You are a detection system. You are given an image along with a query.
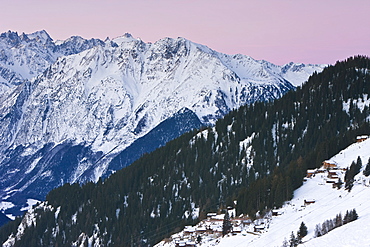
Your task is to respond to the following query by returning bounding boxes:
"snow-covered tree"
[314,224,322,238]
[321,221,328,235]
[281,238,289,247]
[289,231,299,247]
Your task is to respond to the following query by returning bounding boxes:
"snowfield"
[156,137,370,247]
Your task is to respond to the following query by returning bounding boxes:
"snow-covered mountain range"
[155,137,370,247]
[0,30,325,218]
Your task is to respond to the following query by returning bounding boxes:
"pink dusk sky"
[1,0,369,65]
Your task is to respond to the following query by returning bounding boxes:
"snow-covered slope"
[156,137,370,247]
[0,30,325,218]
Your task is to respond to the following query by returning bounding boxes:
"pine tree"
[345,208,359,223]
[297,221,308,240]
[363,158,370,176]
[351,208,358,221]
[343,210,350,224]
[336,177,343,189]
[345,157,362,191]
[355,156,362,174]
[334,213,343,228]
[196,235,202,244]
[344,165,355,192]
[222,210,232,236]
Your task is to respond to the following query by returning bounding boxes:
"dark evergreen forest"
[0,56,369,246]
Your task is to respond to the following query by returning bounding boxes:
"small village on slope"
[156,135,370,247]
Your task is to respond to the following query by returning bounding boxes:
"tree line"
[314,209,358,238]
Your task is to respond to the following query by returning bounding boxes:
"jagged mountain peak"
[122,32,134,39]
[27,30,53,44]
[148,36,216,58]
[0,30,22,46]
[112,32,141,46]
[55,35,105,56]
[0,30,53,47]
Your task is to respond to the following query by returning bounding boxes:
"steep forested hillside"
[0,56,369,246]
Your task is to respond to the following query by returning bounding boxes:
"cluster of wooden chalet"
[307,136,368,178]
[302,136,369,210]
[306,161,346,189]
[168,208,255,247]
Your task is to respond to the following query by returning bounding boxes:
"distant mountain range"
[0,30,325,219]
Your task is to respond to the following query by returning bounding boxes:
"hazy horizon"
[1,0,369,65]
